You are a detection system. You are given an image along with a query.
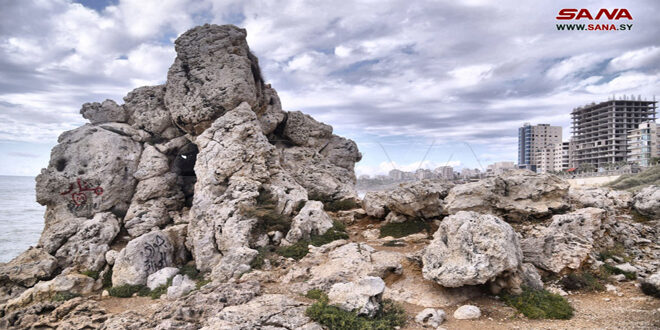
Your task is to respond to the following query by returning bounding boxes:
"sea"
[0,176,45,263]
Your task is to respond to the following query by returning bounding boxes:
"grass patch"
[502,287,573,319]
[81,269,100,280]
[102,268,113,289]
[276,221,349,260]
[601,264,637,280]
[379,218,430,239]
[305,289,325,300]
[605,165,660,190]
[52,291,80,302]
[598,243,631,262]
[305,293,407,330]
[324,199,360,212]
[560,272,605,292]
[640,282,660,298]
[148,277,173,299]
[108,284,151,298]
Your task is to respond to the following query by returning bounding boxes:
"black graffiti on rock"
[143,235,169,273]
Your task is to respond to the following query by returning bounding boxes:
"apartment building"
[627,121,660,167]
[571,97,657,168]
[434,166,454,180]
[553,142,570,172]
[518,123,562,171]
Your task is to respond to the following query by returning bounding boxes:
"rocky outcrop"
[569,187,632,211]
[328,276,385,317]
[422,211,523,294]
[283,201,333,245]
[444,170,569,222]
[0,248,57,288]
[521,207,606,273]
[362,180,453,220]
[633,185,660,218]
[112,231,175,286]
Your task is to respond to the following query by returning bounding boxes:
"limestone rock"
[328,276,385,317]
[633,186,660,218]
[165,24,266,135]
[641,271,660,297]
[166,274,196,299]
[569,187,632,211]
[283,241,402,293]
[210,247,258,281]
[112,231,174,286]
[162,224,190,266]
[80,99,127,124]
[3,274,95,313]
[422,211,523,292]
[283,111,332,147]
[133,145,170,181]
[453,305,481,320]
[521,207,606,273]
[54,212,120,272]
[444,170,569,222]
[147,267,179,290]
[124,85,180,138]
[520,263,544,290]
[0,247,57,287]
[362,180,454,220]
[284,201,333,244]
[415,308,446,328]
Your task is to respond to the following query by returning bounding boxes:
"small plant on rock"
[305,292,407,330]
[80,269,100,280]
[379,218,430,238]
[108,284,150,298]
[52,291,80,302]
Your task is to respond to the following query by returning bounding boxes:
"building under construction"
[571,96,657,168]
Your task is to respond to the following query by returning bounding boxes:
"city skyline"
[1,1,659,176]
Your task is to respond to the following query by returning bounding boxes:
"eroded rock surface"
[362,180,454,220]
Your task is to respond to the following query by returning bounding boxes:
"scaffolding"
[571,97,657,168]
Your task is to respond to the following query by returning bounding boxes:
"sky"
[0,0,658,176]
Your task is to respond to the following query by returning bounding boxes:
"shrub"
[102,268,113,288]
[180,264,202,280]
[379,218,430,238]
[606,165,660,190]
[305,289,325,300]
[324,199,360,212]
[108,284,150,298]
[601,264,637,280]
[276,221,348,260]
[560,272,604,291]
[502,288,573,319]
[148,278,173,299]
[640,282,660,298]
[276,242,310,261]
[81,269,100,280]
[305,294,407,330]
[52,291,80,302]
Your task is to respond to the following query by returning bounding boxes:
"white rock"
[328,276,385,317]
[362,229,380,240]
[415,308,446,327]
[633,186,660,218]
[284,201,333,244]
[112,231,175,286]
[614,263,638,274]
[166,274,196,299]
[453,305,481,320]
[146,267,180,290]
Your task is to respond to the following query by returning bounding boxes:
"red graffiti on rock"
[60,178,104,206]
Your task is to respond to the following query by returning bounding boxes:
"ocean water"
[0,176,46,263]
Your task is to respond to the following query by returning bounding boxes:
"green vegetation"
[640,282,660,298]
[276,220,349,260]
[305,292,407,330]
[597,244,631,263]
[379,218,430,238]
[180,264,202,280]
[560,272,604,291]
[246,188,293,238]
[602,264,637,280]
[605,165,660,191]
[148,277,173,299]
[81,269,100,280]
[501,288,573,320]
[108,284,150,298]
[52,291,80,302]
[305,289,325,300]
[102,268,113,289]
[308,192,360,212]
[196,278,212,289]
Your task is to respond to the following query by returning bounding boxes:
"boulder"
[283,201,333,244]
[54,212,120,271]
[521,207,606,273]
[415,308,446,328]
[166,274,196,299]
[362,180,454,220]
[520,263,544,290]
[328,276,385,318]
[640,271,660,298]
[422,211,523,293]
[112,231,175,286]
[569,187,632,211]
[80,99,127,124]
[453,305,481,320]
[146,267,179,290]
[444,170,569,222]
[210,247,258,281]
[3,274,95,313]
[124,85,181,138]
[633,185,660,218]
[0,247,57,287]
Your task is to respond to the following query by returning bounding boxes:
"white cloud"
[608,46,660,72]
[546,54,603,80]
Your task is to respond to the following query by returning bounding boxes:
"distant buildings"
[571,97,657,168]
[487,161,516,175]
[434,166,454,180]
[518,123,562,172]
[553,142,570,172]
[628,121,660,167]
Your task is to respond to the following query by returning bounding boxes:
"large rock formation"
[21,24,361,293]
[444,169,569,222]
[633,185,660,218]
[362,180,454,220]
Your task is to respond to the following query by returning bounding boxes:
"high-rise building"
[434,166,454,179]
[571,97,657,168]
[518,123,562,171]
[553,142,570,172]
[627,121,660,167]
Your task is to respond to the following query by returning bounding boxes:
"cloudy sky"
[1,0,658,176]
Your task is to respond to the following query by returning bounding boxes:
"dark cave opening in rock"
[172,142,198,207]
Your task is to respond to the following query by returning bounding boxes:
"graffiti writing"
[60,178,103,206]
[143,235,168,273]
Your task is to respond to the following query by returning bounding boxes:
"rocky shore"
[1,24,659,329]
